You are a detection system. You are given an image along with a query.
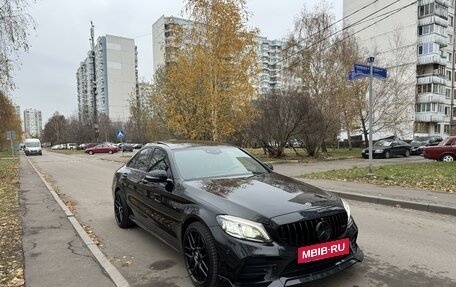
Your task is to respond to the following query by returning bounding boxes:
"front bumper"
[211,221,363,287]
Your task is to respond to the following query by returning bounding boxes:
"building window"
[419,3,434,17]
[444,124,450,134]
[447,70,452,80]
[418,43,434,55]
[435,124,441,133]
[414,122,428,133]
[448,52,452,62]
[418,24,434,35]
[450,15,454,26]
[445,106,450,116]
[449,34,453,44]
[446,88,451,99]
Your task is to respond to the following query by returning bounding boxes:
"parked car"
[410,136,443,155]
[84,143,119,155]
[116,143,134,152]
[24,138,42,156]
[112,141,363,286]
[362,138,411,158]
[132,143,143,149]
[422,136,456,162]
[51,144,64,150]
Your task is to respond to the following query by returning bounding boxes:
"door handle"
[153,193,161,202]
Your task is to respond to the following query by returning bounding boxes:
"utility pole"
[90,21,99,142]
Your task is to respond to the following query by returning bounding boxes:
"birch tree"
[155,0,259,141]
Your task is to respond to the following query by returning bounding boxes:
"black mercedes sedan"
[362,138,411,159]
[112,141,363,287]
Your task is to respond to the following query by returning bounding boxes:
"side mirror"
[143,170,175,192]
[144,170,168,183]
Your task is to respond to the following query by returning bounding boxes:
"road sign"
[353,63,387,78]
[116,129,125,139]
[353,63,370,75]
[372,66,387,78]
[348,71,367,80]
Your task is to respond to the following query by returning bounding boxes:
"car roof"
[148,140,233,150]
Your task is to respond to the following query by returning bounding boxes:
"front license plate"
[298,238,350,264]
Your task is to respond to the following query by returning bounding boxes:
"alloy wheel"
[442,155,455,162]
[184,230,210,284]
[114,194,124,224]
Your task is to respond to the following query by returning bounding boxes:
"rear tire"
[108,150,113,154]
[88,150,94,155]
[441,154,455,162]
[114,192,134,228]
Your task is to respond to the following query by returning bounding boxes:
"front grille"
[276,212,348,247]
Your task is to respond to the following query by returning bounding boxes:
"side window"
[149,148,170,173]
[128,148,154,172]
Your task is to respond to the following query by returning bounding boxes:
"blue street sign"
[353,64,371,75]
[348,71,367,80]
[372,66,387,78]
[116,129,125,139]
[353,63,387,79]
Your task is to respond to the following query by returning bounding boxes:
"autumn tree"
[0,91,22,151]
[42,112,67,145]
[155,0,259,141]
[247,89,323,157]
[331,32,368,149]
[285,2,343,154]
[0,0,35,89]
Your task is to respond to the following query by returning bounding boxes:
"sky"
[10,0,342,124]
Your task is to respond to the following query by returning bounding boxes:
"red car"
[422,136,456,162]
[84,143,119,155]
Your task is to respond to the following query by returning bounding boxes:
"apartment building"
[343,0,456,138]
[77,35,138,124]
[152,15,285,95]
[23,108,42,138]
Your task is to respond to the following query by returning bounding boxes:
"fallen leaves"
[0,158,24,287]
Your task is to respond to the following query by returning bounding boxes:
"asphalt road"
[27,150,456,287]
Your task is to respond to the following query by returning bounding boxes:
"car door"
[123,147,155,229]
[139,147,184,248]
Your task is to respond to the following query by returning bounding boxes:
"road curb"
[25,156,130,287]
[329,189,456,217]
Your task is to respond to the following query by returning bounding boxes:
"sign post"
[6,131,16,157]
[350,58,387,174]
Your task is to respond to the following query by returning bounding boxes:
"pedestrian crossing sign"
[116,130,125,139]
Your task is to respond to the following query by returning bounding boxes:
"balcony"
[434,0,451,7]
[416,93,450,104]
[418,15,449,27]
[415,112,448,123]
[418,33,448,47]
[417,54,447,66]
[416,75,449,85]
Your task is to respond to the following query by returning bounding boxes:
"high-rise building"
[152,15,285,94]
[77,34,138,124]
[23,108,42,138]
[343,0,456,138]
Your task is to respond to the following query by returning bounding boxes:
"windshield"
[411,136,430,143]
[373,140,392,147]
[25,142,40,148]
[173,147,269,180]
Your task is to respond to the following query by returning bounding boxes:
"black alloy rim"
[114,194,123,224]
[184,230,210,284]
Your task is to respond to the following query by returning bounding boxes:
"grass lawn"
[304,162,456,193]
[245,147,363,163]
[0,151,24,286]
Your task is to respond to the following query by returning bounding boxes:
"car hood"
[182,172,342,220]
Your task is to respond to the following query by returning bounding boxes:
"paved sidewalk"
[19,155,121,287]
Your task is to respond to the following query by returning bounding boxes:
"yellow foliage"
[155,0,259,141]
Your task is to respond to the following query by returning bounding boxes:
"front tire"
[441,154,455,162]
[384,150,390,159]
[108,150,113,154]
[114,192,134,228]
[183,222,218,287]
[404,150,410,157]
[88,150,94,155]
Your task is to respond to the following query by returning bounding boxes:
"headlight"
[341,199,353,225]
[216,215,272,242]
[374,149,383,153]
